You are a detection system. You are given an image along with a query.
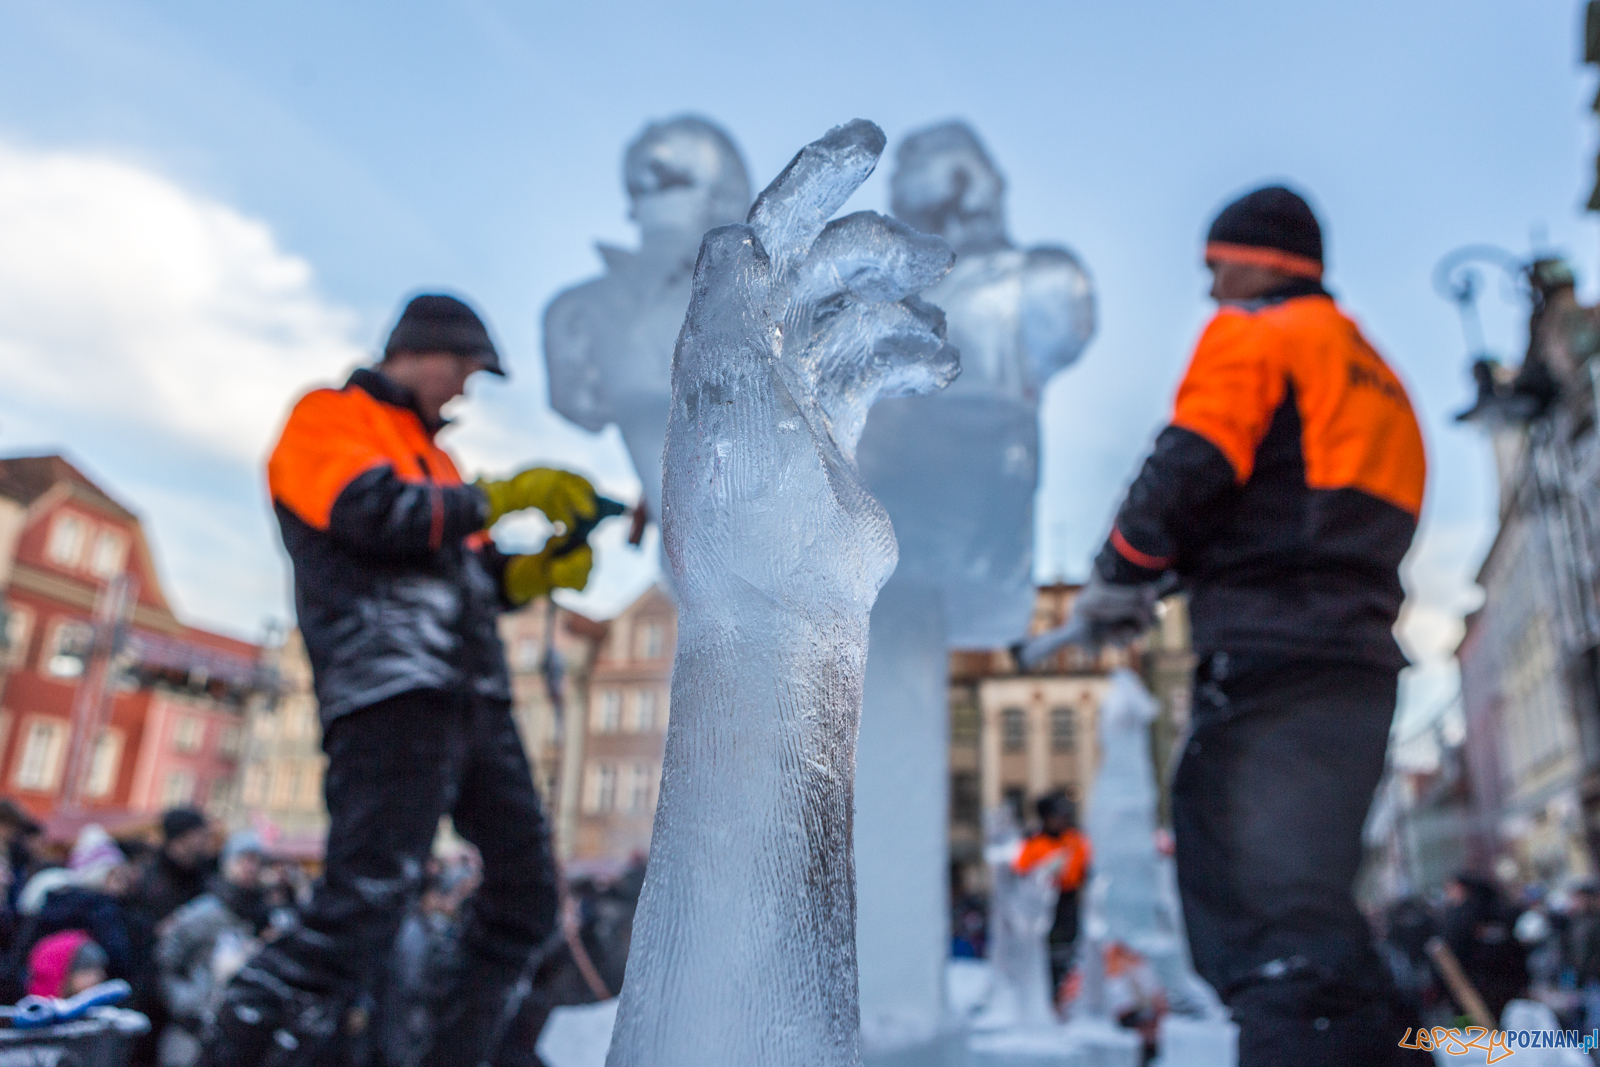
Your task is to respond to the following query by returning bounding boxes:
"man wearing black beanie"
[202,293,601,1067]
[1067,186,1428,1065]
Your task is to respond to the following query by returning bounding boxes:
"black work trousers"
[1048,889,1080,993]
[253,689,559,1008]
[1173,653,1421,1067]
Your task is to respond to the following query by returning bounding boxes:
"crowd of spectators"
[0,799,639,1067]
[1376,869,1600,1033]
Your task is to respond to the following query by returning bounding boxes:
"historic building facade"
[500,600,609,861]
[947,583,1170,890]
[570,586,673,867]
[0,455,264,828]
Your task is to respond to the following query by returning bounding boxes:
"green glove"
[503,542,594,606]
[478,467,597,531]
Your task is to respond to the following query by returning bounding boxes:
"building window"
[217,725,243,757]
[1000,707,1027,753]
[951,771,981,824]
[626,763,653,813]
[587,763,617,813]
[208,776,237,808]
[172,715,204,754]
[2,605,33,668]
[46,514,87,567]
[162,769,196,806]
[282,705,311,740]
[85,729,123,799]
[300,762,322,806]
[13,718,67,791]
[640,622,664,660]
[87,530,127,580]
[1050,707,1076,754]
[243,765,272,806]
[280,764,302,807]
[43,619,93,678]
[594,690,622,733]
[634,690,658,733]
[1002,786,1027,825]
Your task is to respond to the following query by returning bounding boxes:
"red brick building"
[0,456,263,826]
[572,585,674,863]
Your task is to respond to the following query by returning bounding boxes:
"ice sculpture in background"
[853,120,1096,1057]
[544,116,751,536]
[975,807,1060,1031]
[606,121,957,1067]
[1078,669,1227,1028]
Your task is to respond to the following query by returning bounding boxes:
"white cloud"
[1394,518,1492,737]
[0,141,658,633]
[0,142,365,464]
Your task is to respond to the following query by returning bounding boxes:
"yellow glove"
[503,542,594,606]
[478,468,598,531]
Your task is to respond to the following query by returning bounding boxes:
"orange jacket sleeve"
[1169,309,1287,483]
[268,389,391,531]
[1095,310,1279,582]
[268,388,487,557]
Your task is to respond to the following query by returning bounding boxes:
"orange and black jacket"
[1015,829,1092,894]
[1095,282,1426,668]
[267,368,512,722]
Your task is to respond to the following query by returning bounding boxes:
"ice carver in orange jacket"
[1067,187,1427,1067]
[204,293,597,1067]
[1015,792,1091,993]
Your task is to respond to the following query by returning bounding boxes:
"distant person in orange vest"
[1015,791,1091,993]
[204,293,599,1067]
[1066,186,1427,1065]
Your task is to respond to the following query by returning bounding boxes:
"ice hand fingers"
[791,212,955,308]
[747,120,886,275]
[673,225,774,385]
[800,299,959,450]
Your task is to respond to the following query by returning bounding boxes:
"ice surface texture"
[605,120,956,1067]
[544,116,751,530]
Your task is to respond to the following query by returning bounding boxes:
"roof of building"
[0,453,258,661]
[0,455,135,519]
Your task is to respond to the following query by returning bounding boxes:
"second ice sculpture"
[853,120,1096,1053]
[606,121,957,1067]
[976,807,1060,1031]
[1078,669,1222,1022]
[544,116,752,533]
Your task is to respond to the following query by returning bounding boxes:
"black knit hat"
[384,294,505,377]
[161,806,207,843]
[1205,185,1324,279]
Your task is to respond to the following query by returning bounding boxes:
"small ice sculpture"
[1078,669,1224,1024]
[544,116,751,533]
[854,121,1096,1053]
[975,807,1060,1031]
[606,121,957,1067]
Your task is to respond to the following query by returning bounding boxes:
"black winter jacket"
[267,370,512,722]
[1096,285,1426,667]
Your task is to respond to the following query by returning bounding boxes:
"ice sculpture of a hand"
[605,120,957,1067]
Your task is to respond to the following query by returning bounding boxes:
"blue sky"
[2,0,1595,734]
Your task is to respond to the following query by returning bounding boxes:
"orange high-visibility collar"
[1204,241,1324,280]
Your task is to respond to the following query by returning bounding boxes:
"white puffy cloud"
[0,141,657,633]
[0,142,365,464]
[1392,518,1490,745]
